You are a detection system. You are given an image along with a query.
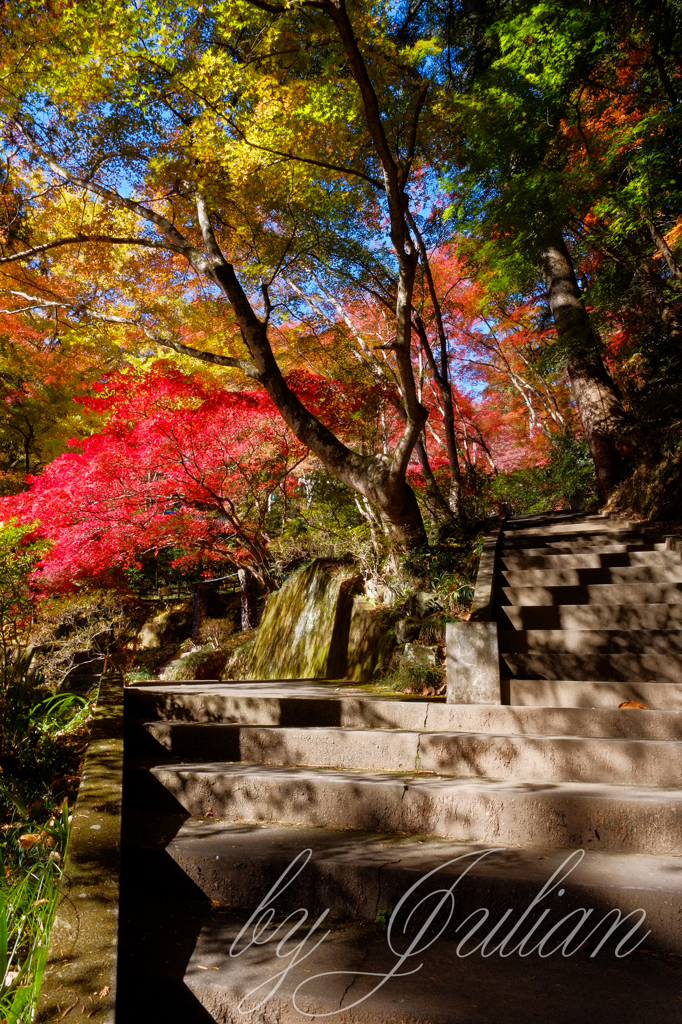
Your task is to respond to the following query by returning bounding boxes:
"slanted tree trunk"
[542,235,629,502]
[415,433,453,523]
[411,248,464,520]
[238,569,259,630]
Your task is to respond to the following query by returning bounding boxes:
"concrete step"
[498,629,682,656]
[150,762,682,853]
[176,907,682,1024]
[500,651,682,682]
[503,527,645,543]
[501,542,663,556]
[499,564,682,587]
[126,685,439,728]
[506,678,682,710]
[498,603,682,631]
[500,551,676,570]
[498,582,682,606]
[147,816,682,953]
[139,721,682,786]
[125,686,682,738]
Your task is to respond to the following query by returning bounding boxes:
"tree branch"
[0,234,188,266]
[14,120,209,271]
[227,118,383,189]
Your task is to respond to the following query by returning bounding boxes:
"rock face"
[138,603,192,648]
[248,561,359,680]
[159,643,228,681]
[394,618,421,644]
[345,598,393,682]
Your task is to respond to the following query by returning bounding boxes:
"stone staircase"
[116,512,682,1023]
[498,511,682,708]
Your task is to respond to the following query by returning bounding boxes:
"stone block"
[400,641,438,670]
[345,596,393,682]
[446,620,501,704]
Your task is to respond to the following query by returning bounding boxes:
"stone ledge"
[447,517,506,704]
[35,675,123,1024]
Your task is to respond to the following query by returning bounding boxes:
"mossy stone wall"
[247,561,359,680]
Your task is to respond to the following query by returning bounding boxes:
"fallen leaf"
[19,833,42,849]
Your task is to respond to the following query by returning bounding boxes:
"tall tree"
[0,0,475,550]
[426,0,682,499]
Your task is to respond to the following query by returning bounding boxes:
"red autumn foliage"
[0,363,311,591]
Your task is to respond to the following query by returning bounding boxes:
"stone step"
[503,526,644,542]
[500,650,682,683]
[138,721,682,786]
[498,629,682,656]
[126,686,682,738]
[498,603,682,631]
[125,685,438,727]
[150,762,682,853]
[142,816,682,953]
[498,582,682,606]
[500,551,675,570]
[125,686,682,739]
[500,542,662,556]
[499,564,682,587]
[119,897,682,1024]
[506,678,682,710]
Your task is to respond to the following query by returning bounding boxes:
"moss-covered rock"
[220,632,256,680]
[159,643,227,681]
[138,603,192,648]
[345,598,396,682]
[248,560,359,679]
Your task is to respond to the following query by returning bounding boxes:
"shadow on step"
[117,767,215,1022]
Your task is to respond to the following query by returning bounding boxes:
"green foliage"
[389,538,481,615]
[493,434,597,513]
[385,660,445,696]
[0,679,92,821]
[0,800,69,1024]
[276,473,374,566]
[0,521,47,704]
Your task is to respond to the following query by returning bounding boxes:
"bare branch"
[141,328,260,378]
[399,82,428,190]
[0,233,188,266]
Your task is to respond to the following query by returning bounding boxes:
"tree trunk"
[542,236,629,502]
[238,569,259,631]
[191,580,208,642]
[440,386,463,515]
[415,433,453,523]
[363,465,428,549]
